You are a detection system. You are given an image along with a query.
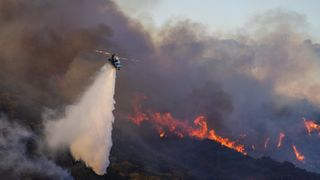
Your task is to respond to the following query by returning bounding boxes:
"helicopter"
[95,50,138,70]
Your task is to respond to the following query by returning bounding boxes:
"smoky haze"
[113,7,320,172]
[1,0,320,176]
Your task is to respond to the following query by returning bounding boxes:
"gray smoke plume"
[0,116,74,180]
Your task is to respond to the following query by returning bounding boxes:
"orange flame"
[147,111,188,138]
[264,138,270,148]
[148,112,246,154]
[188,116,208,138]
[208,130,246,154]
[160,132,166,138]
[123,93,246,154]
[303,117,320,136]
[252,145,255,150]
[292,145,305,163]
[122,93,149,125]
[277,132,285,148]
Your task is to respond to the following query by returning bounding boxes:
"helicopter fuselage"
[95,50,138,70]
[109,54,121,70]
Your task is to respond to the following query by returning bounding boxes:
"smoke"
[44,64,116,175]
[0,116,74,180]
[1,0,320,176]
[110,7,320,172]
[0,0,116,122]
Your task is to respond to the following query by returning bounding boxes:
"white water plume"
[44,63,116,175]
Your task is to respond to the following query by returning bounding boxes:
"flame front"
[148,111,246,154]
[119,93,320,167]
[277,132,285,148]
[148,111,189,138]
[189,116,208,138]
[123,93,246,154]
[208,130,246,154]
[292,145,305,163]
[122,92,148,125]
[303,117,320,136]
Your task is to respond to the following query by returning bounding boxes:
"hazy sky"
[115,0,320,42]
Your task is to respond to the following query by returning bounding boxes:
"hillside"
[1,88,320,179]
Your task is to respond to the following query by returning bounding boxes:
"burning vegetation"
[120,93,246,154]
[293,145,306,163]
[278,132,285,148]
[303,117,320,136]
[119,93,320,169]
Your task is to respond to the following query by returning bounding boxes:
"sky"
[115,0,320,43]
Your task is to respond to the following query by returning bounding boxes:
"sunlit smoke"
[44,64,116,175]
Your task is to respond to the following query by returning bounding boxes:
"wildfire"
[303,117,320,136]
[148,111,189,138]
[264,138,270,148]
[160,132,166,138]
[277,132,285,148]
[208,130,246,154]
[122,92,148,125]
[123,93,246,155]
[292,145,305,163]
[189,116,208,138]
[149,111,246,154]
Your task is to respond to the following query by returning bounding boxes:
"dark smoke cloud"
[185,82,234,134]
[0,0,117,112]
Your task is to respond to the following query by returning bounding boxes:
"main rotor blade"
[116,54,133,56]
[95,50,112,56]
[119,57,139,62]
[95,50,138,62]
